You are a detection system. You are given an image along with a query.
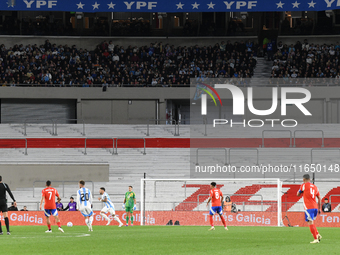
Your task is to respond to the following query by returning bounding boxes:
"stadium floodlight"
[141,178,282,227]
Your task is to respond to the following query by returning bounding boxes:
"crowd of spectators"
[0,40,258,87]
[270,39,340,79]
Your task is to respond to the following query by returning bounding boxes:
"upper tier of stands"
[271,39,340,79]
[0,40,258,86]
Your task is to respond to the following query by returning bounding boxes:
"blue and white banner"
[2,0,340,12]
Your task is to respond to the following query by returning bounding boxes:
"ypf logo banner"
[200,84,312,128]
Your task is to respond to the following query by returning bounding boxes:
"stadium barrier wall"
[2,211,339,227]
[0,36,258,49]
[1,86,340,124]
[0,163,109,189]
[3,35,340,50]
[278,35,340,46]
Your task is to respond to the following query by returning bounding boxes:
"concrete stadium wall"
[0,87,189,124]
[79,99,157,124]
[2,35,340,51]
[0,163,109,190]
[1,86,340,124]
[0,35,258,49]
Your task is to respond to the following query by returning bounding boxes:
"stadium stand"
[1,123,340,213]
[271,39,340,79]
[0,40,258,86]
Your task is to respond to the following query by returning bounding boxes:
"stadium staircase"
[252,57,272,79]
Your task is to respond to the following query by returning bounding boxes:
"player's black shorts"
[0,200,8,213]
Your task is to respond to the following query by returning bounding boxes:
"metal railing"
[84,137,115,155]
[197,193,264,211]
[69,193,131,208]
[203,117,207,136]
[54,118,85,136]
[153,180,188,198]
[228,148,259,166]
[197,194,210,209]
[10,200,140,211]
[1,83,191,88]
[9,201,42,211]
[146,119,179,136]
[114,137,146,155]
[329,195,340,209]
[262,130,292,148]
[24,118,54,136]
[294,130,324,147]
[0,138,27,155]
[33,180,94,198]
[11,201,312,212]
[178,119,188,125]
[310,148,340,164]
[195,148,228,166]
[227,194,264,212]
[70,193,125,199]
[143,201,286,212]
[7,79,340,88]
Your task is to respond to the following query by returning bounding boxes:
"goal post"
[141,178,282,226]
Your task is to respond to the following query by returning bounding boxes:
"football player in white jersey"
[77,180,93,231]
[98,187,123,227]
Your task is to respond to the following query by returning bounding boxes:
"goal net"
[140,178,282,226]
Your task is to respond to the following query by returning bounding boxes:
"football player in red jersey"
[206,182,228,231]
[297,174,322,243]
[39,180,64,233]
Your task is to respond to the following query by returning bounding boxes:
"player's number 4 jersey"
[299,182,320,210]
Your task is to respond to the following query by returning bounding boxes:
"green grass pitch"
[1,226,339,255]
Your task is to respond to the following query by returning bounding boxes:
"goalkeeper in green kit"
[123,186,136,226]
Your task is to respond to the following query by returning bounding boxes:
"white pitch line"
[12,233,91,238]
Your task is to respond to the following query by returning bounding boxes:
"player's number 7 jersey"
[42,187,59,210]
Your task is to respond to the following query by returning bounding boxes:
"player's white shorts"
[101,205,115,215]
[79,205,93,217]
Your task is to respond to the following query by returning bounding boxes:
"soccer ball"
[67,222,73,227]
